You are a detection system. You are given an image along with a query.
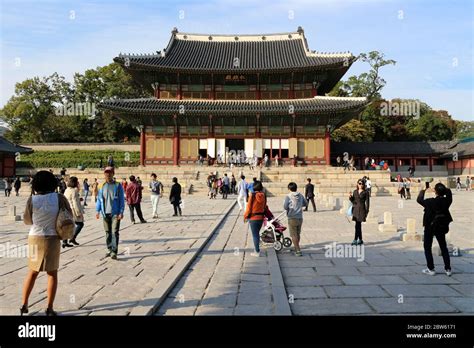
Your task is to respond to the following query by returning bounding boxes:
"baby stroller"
[260,207,292,251]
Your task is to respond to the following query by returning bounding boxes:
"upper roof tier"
[114,27,356,73]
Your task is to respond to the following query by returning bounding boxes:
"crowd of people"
[335,155,399,173]
[13,161,460,316]
[197,152,300,169]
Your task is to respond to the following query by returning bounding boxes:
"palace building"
[100,27,368,166]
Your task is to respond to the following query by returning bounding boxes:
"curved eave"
[99,97,368,118]
[113,56,356,74]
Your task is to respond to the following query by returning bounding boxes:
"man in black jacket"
[417,182,453,276]
[304,178,316,212]
[169,177,182,216]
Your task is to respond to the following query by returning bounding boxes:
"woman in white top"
[63,177,85,247]
[21,170,72,316]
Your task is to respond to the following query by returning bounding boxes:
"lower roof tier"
[99,96,367,130]
[100,96,367,115]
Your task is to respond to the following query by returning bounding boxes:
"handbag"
[346,202,353,217]
[56,194,75,240]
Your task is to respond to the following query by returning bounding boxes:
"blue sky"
[0,0,473,121]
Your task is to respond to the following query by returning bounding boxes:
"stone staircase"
[15,165,435,198]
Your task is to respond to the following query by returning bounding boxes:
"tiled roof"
[440,140,474,158]
[331,141,454,156]
[114,27,355,73]
[0,136,33,154]
[99,96,368,117]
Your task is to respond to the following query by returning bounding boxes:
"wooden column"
[394,156,398,171]
[429,156,433,172]
[173,115,179,166]
[311,82,317,97]
[140,127,146,166]
[324,129,331,165]
[177,73,182,100]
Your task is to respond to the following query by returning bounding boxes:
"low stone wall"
[21,143,140,152]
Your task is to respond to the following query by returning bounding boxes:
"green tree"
[1,73,73,143]
[408,110,457,141]
[455,121,474,140]
[73,63,149,142]
[329,51,396,101]
[331,119,374,142]
[1,63,150,143]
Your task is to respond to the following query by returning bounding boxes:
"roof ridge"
[102,96,368,104]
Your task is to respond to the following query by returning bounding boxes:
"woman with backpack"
[417,182,453,276]
[243,181,267,257]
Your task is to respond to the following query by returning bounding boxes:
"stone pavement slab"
[269,192,474,315]
[0,195,234,315]
[366,297,459,314]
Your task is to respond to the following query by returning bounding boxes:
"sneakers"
[295,251,303,257]
[357,240,364,245]
[422,268,436,276]
[110,253,117,260]
[105,251,111,257]
[250,251,261,257]
[351,240,358,246]
[446,269,452,277]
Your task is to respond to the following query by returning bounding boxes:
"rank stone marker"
[378,211,397,233]
[3,205,22,222]
[402,218,422,241]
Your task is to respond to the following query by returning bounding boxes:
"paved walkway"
[271,191,474,315]
[0,195,234,315]
[0,190,473,315]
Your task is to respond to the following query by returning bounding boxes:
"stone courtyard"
[0,189,473,315]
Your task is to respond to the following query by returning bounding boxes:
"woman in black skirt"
[349,179,370,245]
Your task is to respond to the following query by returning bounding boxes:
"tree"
[329,51,396,101]
[331,119,374,142]
[455,121,474,140]
[73,63,149,142]
[1,73,73,143]
[1,63,150,143]
[408,110,457,141]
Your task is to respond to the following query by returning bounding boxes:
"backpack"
[430,212,450,235]
[150,181,161,194]
[56,194,74,240]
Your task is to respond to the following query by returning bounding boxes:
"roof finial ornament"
[172,27,178,35]
[297,26,304,34]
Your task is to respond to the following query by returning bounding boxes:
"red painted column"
[324,129,330,165]
[140,127,146,166]
[154,87,160,99]
[173,128,180,166]
[311,82,317,97]
[429,156,433,172]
